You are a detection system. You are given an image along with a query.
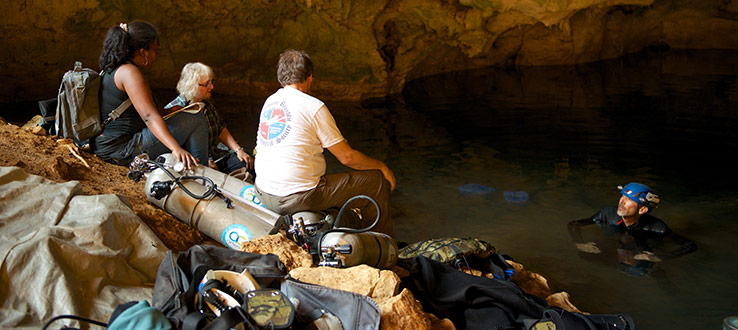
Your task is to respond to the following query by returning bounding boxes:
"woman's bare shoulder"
[113,63,146,90]
[114,63,143,77]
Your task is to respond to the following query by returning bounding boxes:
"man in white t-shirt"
[253,49,396,235]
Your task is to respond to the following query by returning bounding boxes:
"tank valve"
[318,244,352,267]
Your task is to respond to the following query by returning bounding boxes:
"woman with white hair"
[164,62,254,173]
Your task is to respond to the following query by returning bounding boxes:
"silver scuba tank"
[143,153,282,249]
[319,231,399,269]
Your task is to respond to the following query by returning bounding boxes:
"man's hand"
[381,166,396,191]
[576,242,601,254]
[634,251,662,262]
[208,159,219,170]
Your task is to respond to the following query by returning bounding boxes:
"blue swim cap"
[618,182,660,210]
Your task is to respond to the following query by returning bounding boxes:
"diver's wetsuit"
[592,206,669,236]
[568,206,696,258]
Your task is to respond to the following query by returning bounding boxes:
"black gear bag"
[152,245,289,330]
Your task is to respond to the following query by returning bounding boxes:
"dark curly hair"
[277,49,313,86]
[99,21,158,73]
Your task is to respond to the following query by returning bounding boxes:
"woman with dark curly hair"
[93,21,207,169]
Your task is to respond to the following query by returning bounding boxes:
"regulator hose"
[318,195,381,250]
[332,195,381,232]
[149,159,217,200]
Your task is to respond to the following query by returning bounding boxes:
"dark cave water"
[226,49,738,329]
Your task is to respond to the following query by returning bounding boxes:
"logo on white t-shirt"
[259,102,292,146]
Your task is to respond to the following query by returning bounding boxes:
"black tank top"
[99,66,146,138]
[92,65,148,163]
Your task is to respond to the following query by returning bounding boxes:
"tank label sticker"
[222,224,253,249]
[240,185,267,208]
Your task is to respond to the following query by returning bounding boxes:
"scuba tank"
[128,153,282,249]
[319,231,398,269]
[285,195,398,269]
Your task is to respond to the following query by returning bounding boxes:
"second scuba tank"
[319,231,398,269]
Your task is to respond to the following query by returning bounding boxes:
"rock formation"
[2,0,737,103]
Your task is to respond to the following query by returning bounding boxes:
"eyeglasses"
[199,80,214,88]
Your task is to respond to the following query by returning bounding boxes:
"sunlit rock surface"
[288,265,437,329]
[239,233,314,271]
[2,0,737,102]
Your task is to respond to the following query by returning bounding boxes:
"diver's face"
[617,195,640,217]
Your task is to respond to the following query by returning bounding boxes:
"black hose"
[318,195,381,251]
[332,195,381,232]
[42,315,107,329]
[149,160,217,200]
[177,175,217,200]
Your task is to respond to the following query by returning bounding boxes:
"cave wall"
[1,0,737,103]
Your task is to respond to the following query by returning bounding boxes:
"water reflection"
[223,49,738,330]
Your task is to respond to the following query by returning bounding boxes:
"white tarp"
[0,166,168,328]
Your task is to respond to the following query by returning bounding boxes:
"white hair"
[176,62,214,102]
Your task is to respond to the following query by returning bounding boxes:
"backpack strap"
[102,98,132,126]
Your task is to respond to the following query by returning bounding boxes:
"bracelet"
[235,147,244,152]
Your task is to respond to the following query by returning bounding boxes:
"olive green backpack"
[398,237,515,280]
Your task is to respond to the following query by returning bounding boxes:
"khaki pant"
[255,170,392,236]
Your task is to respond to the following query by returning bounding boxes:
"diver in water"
[568,182,696,275]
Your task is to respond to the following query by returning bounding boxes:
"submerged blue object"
[618,182,660,210]
[503,191,528,203]
[458,184,496,194]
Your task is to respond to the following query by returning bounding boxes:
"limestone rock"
[546,291,585,314]
[505,259,551,298]
[428,313,456,330]
[510,270,551,299]
[378,288,432,330]
[288,264,400,300]
[31,126,46,135]
[288,264,425,328]
[21,115,43,131]
[239,233,313,271]
[374,269,401,300]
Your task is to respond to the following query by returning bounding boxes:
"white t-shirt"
[254,87,345,196]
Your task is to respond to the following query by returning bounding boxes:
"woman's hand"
[172,147,199,170]
[236,149,254,169]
